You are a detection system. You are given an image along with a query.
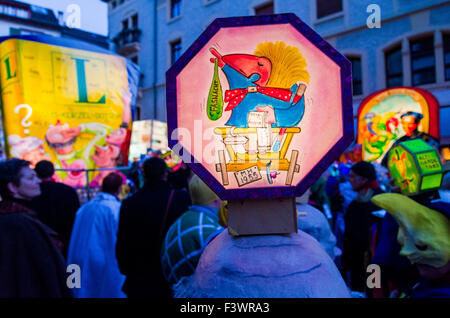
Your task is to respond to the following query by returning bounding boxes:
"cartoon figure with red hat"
[209,41,309,128]
[207,42,308,185]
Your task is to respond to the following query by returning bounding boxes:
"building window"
[114,13,142,51]
[131,14,138,28]
[11,28,43,35]
[317,0,342,19]
[9,27,20,35]
[122,19,129,31]
[410,36,436,86]
[170,0,182,19]
[347,56,362,95]
[255,1,274,15]
[111,1,117,9]
[385,46,403,88]
[171,39,182,64]
[444,34,450,81]
[136,105,141,120]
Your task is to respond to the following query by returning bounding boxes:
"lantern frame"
[166,13,354,200]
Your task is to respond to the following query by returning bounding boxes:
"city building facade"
[105,0,450,147]
[0,0,108,47]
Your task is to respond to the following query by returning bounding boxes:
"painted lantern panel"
[388,144,420,194]
[167,14,353,200]
[357,87,439,163]
[388,139,443,196]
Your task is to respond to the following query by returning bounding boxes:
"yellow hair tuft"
[254,41,310,89]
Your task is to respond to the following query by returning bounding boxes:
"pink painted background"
[176,23,343,190]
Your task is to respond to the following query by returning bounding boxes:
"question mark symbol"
[14,104,32,135]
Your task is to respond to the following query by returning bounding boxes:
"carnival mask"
[372,193,450,268]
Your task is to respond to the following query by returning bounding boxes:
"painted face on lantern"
[91,145,120,168]
[21,145,49,167]
[401,115,419,136]
[222,53,272,87]
[45,122,82,155]
[106,128,127,147]
[372,193,450,269]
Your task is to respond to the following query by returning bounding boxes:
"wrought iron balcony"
[113,28,142,56]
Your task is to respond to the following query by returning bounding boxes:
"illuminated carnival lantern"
[357,87,439,163]
[0,35,139,187]
[166,14,353,235]
[388,139,444,196]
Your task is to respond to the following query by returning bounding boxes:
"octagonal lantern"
[166,14,353,200]
[388,139,444,196]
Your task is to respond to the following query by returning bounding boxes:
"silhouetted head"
[188,174,220,207]
[101,172,123,195]
[143,157,167,183]
[34,160,55,179]
[349,161,377,191]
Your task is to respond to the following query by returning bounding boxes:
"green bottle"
[207,58,223,121]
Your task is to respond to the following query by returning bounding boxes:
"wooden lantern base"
[227,197,297,236]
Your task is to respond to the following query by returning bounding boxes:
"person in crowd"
[173,223,350,298]
[309,172,330,213]
[67,172,126,298]
[116,157,191,298]
[161,174,224,286]
[370,209,420,298]
[325,164,345,229]
[167,162,191,192]
[0,159,72,297]
[439,171,450,203]
[296,189,340,261]
[342,161,384,293]
[31,160,80,257]
[339,175,357,214]
[127,161,143,193]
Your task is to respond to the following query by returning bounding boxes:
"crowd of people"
[0,145,448,298]
[305,154,450,298]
